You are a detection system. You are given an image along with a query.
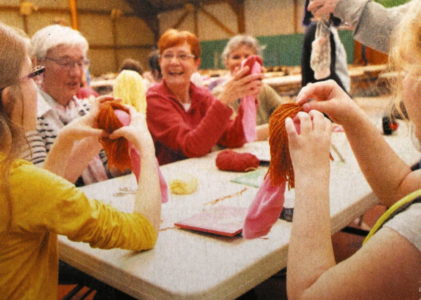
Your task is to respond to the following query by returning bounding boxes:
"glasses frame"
[160,53,196,62]
[0,65,46,94]
[44,57,90,69]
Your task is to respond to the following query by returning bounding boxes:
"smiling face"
[225,44,256,74]
[41,44,85,106]
[160,42,200,90]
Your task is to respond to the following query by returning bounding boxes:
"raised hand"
[296,80,359,125]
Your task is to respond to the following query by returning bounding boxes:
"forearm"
[342,110,411,206]
[133,145,161,232]
[335,0,403,53]
[64,138,102,183]
[287,168,335,299]
[43,134,74,178]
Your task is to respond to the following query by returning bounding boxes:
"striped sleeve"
[21,130,47,165]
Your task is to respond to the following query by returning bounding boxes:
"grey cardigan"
[334,0,412,53]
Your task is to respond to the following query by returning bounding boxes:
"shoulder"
[384,202,421,252]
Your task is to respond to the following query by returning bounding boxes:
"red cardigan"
[146,81,246,165]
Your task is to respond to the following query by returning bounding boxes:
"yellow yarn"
[113,70,147,113]
[169,175,198,195]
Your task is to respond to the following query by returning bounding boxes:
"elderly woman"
[146,29,263,165]
[28,24,113,186]
[210,34,287,140]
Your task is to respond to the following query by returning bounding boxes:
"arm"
[13,162,158,251]
[147,90,237,158]
[285,110,421,299]
[309,0,410,53]
[109,109,161,231]
[285,111,334,299]
[296,80,419,206]
[42,112,105,181]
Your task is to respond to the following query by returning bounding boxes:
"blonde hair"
[388,0,421,118]
[0,22,28,229]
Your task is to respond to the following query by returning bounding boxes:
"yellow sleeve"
[9,161,157,251]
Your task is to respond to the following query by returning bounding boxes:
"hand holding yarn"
[97,100,168,203]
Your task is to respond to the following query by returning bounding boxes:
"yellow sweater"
[0,159,157,300]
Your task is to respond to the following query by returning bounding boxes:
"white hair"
[30,24,88,60]
[221,34,265,62]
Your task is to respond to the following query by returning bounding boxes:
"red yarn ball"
[215,150,260,172]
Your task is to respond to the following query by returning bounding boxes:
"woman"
[146,29,263,165]
[28,24,116,186]
[0,22,161,299]
[285,2,421,298]
[211,34,287,140]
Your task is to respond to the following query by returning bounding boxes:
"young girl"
[0,22,161,299]
[286,1,421,298]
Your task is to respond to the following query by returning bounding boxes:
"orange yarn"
[96,101,131,171]
[268,102,303,189]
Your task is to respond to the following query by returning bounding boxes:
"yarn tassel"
[243,102,302,239]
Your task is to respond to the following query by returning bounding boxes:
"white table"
[59,125,419,300]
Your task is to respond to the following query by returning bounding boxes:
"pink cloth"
[240,55,262,142]
[115,109,168,203]
[242,176,286,239]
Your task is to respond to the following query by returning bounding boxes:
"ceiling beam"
[226,0,245,33]
[125,0,160,43]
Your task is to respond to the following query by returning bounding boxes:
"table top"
[59,125,419,300]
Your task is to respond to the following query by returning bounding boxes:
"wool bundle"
[216,150,259,172]
[113,70,147,113]
[96,101,132,171]
[242,102,303,239]
[267,102,303,189]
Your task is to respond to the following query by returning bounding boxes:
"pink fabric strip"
[116,109,169,203]
[242,176,286,239]
[130,147,168,203]
[240,56,262,142]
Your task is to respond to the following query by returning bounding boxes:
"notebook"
[175,206,248,237]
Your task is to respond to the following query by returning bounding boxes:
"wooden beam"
[172,9,190,29]
[293,0,298,33]
[0,5,136,16]
[193,6,199,36]
[90,44,154,50]
[200,6,235,36]
[68,0,78,30]
[227,0,245,33]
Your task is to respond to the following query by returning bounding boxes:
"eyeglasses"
[23,65,46,80]
[45,57,90,69]
[160,53,196,61]
[0,65,45,94]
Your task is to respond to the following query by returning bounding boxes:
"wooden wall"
[0,0,154,76]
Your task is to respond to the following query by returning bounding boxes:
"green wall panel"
[200,30,354,69]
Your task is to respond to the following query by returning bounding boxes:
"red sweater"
[146,81,246,165]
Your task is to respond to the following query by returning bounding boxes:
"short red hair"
[158,29,201,59]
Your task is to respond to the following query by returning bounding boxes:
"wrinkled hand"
[296,80,357,125]
[219,66,264,105]
[109,106,155,154]
[308,0,340,18]
[285,110,332,173]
